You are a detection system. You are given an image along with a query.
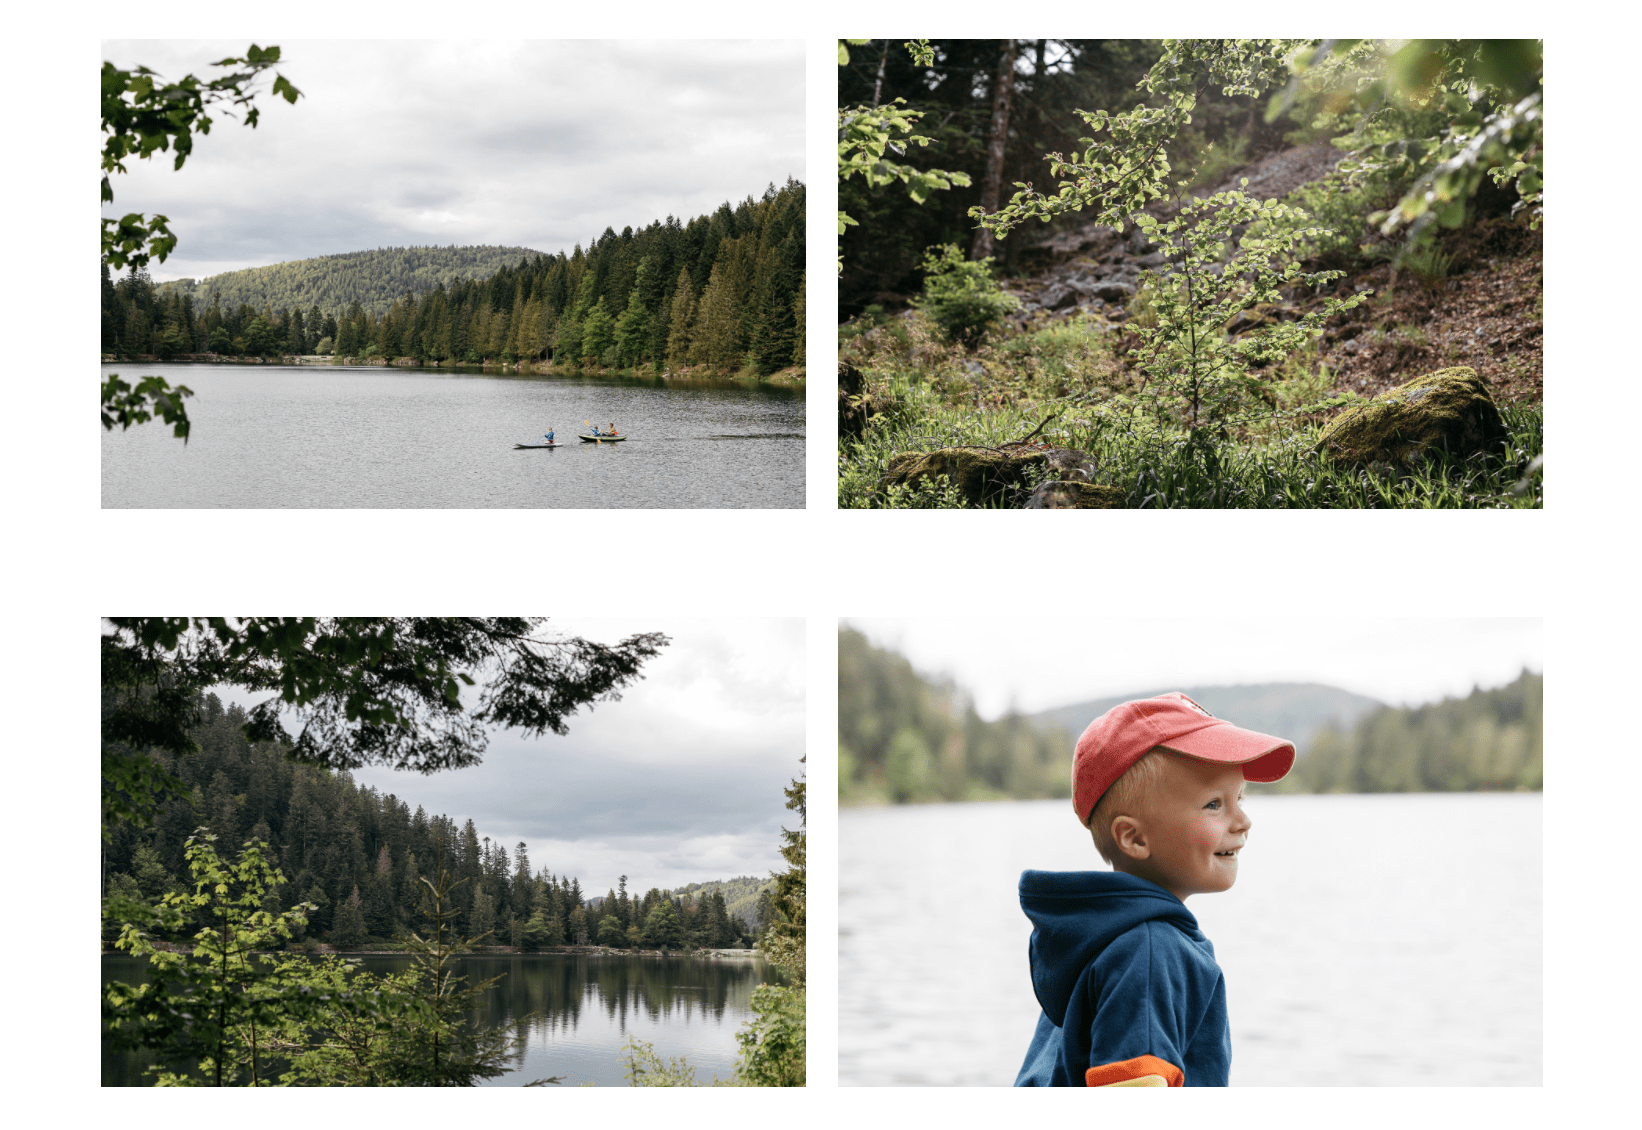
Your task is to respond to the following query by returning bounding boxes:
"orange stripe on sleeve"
[1086,1055,1184,1088]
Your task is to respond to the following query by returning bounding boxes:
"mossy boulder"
[882,447,1041,506]
[1313,366,1506,468]
[882,444,1113,508]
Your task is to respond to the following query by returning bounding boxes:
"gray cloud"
[322,618,807,896]
[100,40,806,281]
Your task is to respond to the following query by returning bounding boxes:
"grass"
[839,310,1542,509]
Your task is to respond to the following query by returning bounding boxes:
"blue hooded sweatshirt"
[1014,870,1230,1087]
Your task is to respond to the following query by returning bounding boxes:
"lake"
[102,951,781,1086]
[839,793,1541,1086]
[100,363,805,508]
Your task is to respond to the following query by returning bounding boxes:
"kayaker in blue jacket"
[1016,693,1295,1087]
[544,427,555,443]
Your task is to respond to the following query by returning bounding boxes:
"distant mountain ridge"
[155,244,544,320]
[1027,683,1385,756]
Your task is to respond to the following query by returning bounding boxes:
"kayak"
[513,442,563,449]
[579,433,627,442]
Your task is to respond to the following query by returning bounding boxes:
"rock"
[839,360,870,439]
[1034,445,1100,483]
[1313,366,1507,468]
[882,445,1108,507]
[1038,282,1079,310]
[1093,280,1135,303]
[882,447,1044,506]
[1023,481,1128,508]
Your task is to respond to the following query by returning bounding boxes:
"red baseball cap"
[1072,692,1296,824]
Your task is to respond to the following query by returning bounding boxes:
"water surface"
[100,363,804,508]
[102,951,780,1086]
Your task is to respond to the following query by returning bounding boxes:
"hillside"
[156,244,544,321]
[587,877,772,932]
[1028,682,1384,758]
[837,39,1542,509]
[840,628,1541,804]
[107,180,806,376]
[671,876,775,931]
[1270,669,1541,793]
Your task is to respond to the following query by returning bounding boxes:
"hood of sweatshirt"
[1019,869,1203,1028]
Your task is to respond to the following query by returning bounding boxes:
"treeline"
[101,264,335,360]
[103,693,765,952]
[102,178,806,376]
[667,876,774,937]
[838,627,1071,804]
[156,245,544,322]
[1269,669,1542,794]
[839,629,1543,803]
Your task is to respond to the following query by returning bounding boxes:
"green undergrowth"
[839,313,1541,509]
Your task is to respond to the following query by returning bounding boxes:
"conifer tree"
[614,262,652,368]
[665,267,697,370]
[331,884,367,949]
[580,298,615,366]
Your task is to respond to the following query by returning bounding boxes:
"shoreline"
[104,941,763,959]
[100,354,805,388]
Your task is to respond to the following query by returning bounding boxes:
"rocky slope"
[993,142,1543,405]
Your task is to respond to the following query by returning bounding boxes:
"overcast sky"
[100,39,805,282]
[844,618,1543,720]
[216,618,805,897]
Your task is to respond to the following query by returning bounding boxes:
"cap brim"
[1157,721,1295,782]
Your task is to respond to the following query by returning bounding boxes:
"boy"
[1015,692,1294,1087]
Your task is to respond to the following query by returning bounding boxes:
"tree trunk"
[972,40,1016,261]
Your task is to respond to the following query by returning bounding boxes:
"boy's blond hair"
[1086,748,1168,863]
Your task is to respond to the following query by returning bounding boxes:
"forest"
[102,693,766,953]
[154,245,544,321]
[838,39,1542,508]
[102,179,805,378]
[838,627,1542,803]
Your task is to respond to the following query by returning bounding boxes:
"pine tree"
[665,267,696,370]
[470,886,495,943]
[331,884,367,949]
[580,298,615,366]
[614,279,651,368]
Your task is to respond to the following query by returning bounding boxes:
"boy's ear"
[1112,815,1150,861]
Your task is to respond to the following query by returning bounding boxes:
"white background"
[9,7,1623,1126]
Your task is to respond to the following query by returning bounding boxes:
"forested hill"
[588,876,772,933]
[1029,684,1385,758]
[107,178,806,376]
[102,693,760,952]
[1268,669,1542,794]
[839,627,1542,803]
[156,246,543,322]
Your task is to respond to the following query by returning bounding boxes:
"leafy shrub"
[1128,189,1368,430]
[1246,171,1401,269]
[912,243,1021,349]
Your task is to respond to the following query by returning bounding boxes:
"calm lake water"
[100,363,805,508]
[840,793,1541,1086]
[102,951,780,1086]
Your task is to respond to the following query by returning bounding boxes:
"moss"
[1313,366,1506,467]
[881,447,1047,507]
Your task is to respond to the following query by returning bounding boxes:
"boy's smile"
[1109,754,1252,902]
